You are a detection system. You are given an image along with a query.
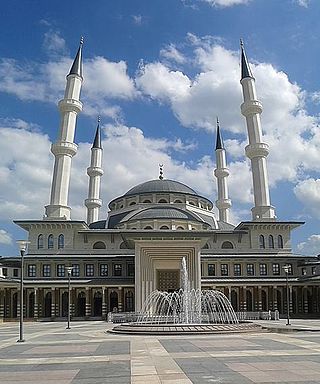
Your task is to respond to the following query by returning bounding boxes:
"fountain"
[110,257,261,335]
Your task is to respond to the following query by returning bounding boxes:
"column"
[0,290,4,321]
[289,286,293,314]
[303,286,309,313]
[118,287,123,312]
[34,288,38,320]
[85,287,91,318]
[242,286,247,311]
[102,287,107,319]
[51,287,56,318]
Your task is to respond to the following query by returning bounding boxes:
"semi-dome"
[124,179,197,197]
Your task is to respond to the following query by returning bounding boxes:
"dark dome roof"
[124,207,200,222]
[124,179,197,197]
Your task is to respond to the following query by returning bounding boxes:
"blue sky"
[1,0,320,256]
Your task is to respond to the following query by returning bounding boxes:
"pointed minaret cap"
[240,39,254,80]
[92,116,102,149]
[159,164,164,180]
[68,37,84,78]
[215,117,224,150]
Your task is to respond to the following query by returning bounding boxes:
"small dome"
[124,179,197,197]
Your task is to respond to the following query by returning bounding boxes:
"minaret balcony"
[58,98,83,113]
[216,199,232,210]
[51,141,78,157]
[214,168,229,178]
[245,143,269,159]
[241,100,263,116]
[85,198,102,209]
[87,166,104,177]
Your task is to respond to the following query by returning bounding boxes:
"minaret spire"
[214,118,231,223]
[85,117,104,225]
[45,39,84,220]
[240,41,276,221]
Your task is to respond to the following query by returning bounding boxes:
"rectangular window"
[57,264,65,277]
[127,264,135,277]
[13,268,19,277]
[312,267,316,275]
[302,267,307,276]
[234,264,241,276]
[247,264,254,276]
[85,264,94,277]
[2,267,8,277]
[208,264,215,276]
[72,264,80,277]
[287,264,293,275]
[28,265,36,277]
[100,264,108,277]
[272,263,280,275]
[43,264,51,277]
[113,264,122,276]
[259,263,267,275]
[220,264,228,276]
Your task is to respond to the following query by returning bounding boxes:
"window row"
[205,263,293,277]
[259,234,283,249]
[27,263,135,278]
[37,234,64,249]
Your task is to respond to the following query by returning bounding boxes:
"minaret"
[45,38,84,220]
[214,118,231,223]
[85,117,103,225]
[240,40,276,221]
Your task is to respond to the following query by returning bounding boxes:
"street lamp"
[16,240,30,342]
[283,264,291,326]
[66,266,73,330]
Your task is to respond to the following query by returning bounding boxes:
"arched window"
[129,201,136,206]
[278,235,284,249]
[142,199,152,203]
[202,243,209,249]
[221,241,234,249]
[37,234,44,249]
[189,201,195,206]
[158,199,168,203]
[143,226,153,230]
[259,235,265,249]
[120,242,128,249]
[58,234,64,249]
[174,199,183,203]
[268,235,274,249]
[48,234,54,249]
[160,225,170,230]
[176,226,184,230]
[93,241,106,249]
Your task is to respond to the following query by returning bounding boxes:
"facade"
[0,41,319,322]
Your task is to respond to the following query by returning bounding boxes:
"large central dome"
[124,179,197,197]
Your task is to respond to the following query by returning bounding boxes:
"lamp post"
[16,240,30,342]
[283,265,291,326]
[66,266,73,329]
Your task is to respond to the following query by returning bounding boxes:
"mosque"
[0,40,319,321]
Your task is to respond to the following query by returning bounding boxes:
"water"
[137,257,238,325]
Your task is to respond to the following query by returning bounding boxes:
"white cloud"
[298,234,320,256]
[160,44,187,64]
[294,179,320,218]
[295,0,309,8]
[132,15,143,25]
[0,229,12,245]
[43,31,67,56]
[200,0,251,7]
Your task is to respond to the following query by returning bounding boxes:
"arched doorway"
[93,291,102,316]
[231,290,238,312]
[125,291,134,312]
[110,291,118,312]
[246,290,253,311]
[62,292,68,317]
[77,291,86,317]
[28,292,35,318]
[44,292,52,318]
[12,292,17,318]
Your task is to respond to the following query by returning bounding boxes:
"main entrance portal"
[157,270,180,292]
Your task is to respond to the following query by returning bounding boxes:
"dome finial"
[159,164,164,180]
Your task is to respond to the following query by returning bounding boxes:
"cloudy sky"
[1,0,320,256]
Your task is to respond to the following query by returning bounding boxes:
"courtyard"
[0,320,320,383]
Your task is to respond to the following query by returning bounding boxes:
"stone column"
[85,287,91,318]
[303,286,309,313]
[289,286,293,313]
[118,287,123,312]
[102,287,107,319]
[34,288,38,320]
[51,287,56,318]
[258,286,262,311]
[273,286,277,310]
[0,290,4,322]
[242,286,247,311]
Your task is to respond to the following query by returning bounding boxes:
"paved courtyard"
[0,320,320,383]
